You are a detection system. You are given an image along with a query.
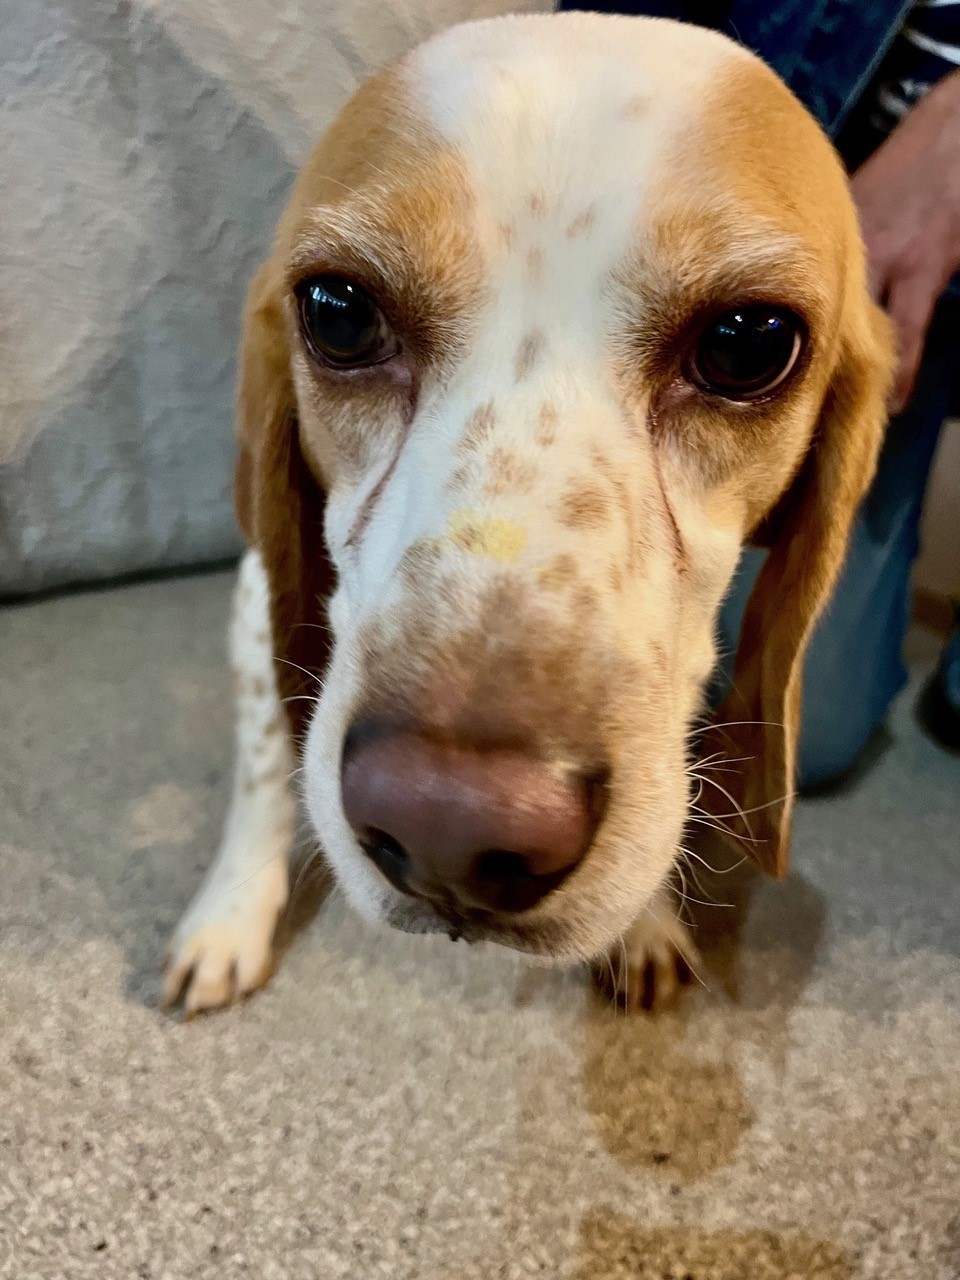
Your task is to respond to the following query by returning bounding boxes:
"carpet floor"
[1,568,959,1280]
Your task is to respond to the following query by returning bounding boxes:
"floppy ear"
[705,298,895,877]
[235,261,337,747]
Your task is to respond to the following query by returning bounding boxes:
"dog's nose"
[341,723,599,915]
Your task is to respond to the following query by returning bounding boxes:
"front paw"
[163,855,287,1017]
[592,897,700,1013]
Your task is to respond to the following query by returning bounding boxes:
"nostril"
[470,848,569,914]
[358,828,414,896]
[474,849,532,887]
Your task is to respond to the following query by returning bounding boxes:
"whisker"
[686,809,765,846]
[274,656,325,689]
[674,883,733,910]
[705,718,785,732]
[680,840,749,876]
[664,884,710,990]
[689,772,758,839]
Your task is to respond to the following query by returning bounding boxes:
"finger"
[884,271,940,413]
[865,251,891,305]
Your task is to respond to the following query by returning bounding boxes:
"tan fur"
[222,13,894,995]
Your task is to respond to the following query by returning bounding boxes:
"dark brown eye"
[692,306,802,399]
[296,275,396,368]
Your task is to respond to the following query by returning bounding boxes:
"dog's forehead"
[410,15,739,184]
[289,15,849,295]
[401,14,830,248]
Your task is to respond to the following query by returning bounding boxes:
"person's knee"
[796,687,890,790]
[797,721,869,790]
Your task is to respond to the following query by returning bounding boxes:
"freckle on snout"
[535,402,558,446]
[446,462,473,492]
[566,205,597,238]
[537,553,578,590]
[621,94,647,119]
[457,401,497,454]
[483,447,537,497]
[514,330,545,384]
[558,482,610,530]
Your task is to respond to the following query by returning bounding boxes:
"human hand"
[851,69,960,413]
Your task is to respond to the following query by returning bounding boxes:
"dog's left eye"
[691,306,803,399]
[296,275,396,368]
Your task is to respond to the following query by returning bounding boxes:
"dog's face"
[237,15,893,960]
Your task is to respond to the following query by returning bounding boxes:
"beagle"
[164,13,894,1016]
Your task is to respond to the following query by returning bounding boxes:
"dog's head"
[236,14,893,959]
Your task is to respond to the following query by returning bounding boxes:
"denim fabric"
[558,0,913,134]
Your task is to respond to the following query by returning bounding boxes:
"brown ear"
[235,261,336,747]
[705,300,895,877]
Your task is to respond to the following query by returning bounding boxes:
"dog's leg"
[593,886,700,1012]
[164,548,294,1016]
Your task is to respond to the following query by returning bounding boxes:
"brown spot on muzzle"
[538,553,578,591]
[566,204,597,238]
[357,574,624,767]
[457,401,497,454]
[446,461,474,492]
[621,93,648,119]
[514,330,545,384]
[483,447,537,497]
[535,402,558,446]
[559,481,610,530]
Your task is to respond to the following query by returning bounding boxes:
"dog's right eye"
[295,275,397,368]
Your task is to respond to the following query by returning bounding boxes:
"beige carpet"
[2,569,959,1280]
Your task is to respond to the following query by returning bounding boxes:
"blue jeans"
[718,300,959,787]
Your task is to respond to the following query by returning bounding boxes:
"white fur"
[164,550,294,1014]
[300,19,749,962]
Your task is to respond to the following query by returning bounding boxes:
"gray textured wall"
[0,0,546,595]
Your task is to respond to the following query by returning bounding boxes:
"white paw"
[593,896,701,1012]
[163,855,288,1017]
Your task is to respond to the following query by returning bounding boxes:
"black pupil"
[698,308,796,392]
[300,277,382,363]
